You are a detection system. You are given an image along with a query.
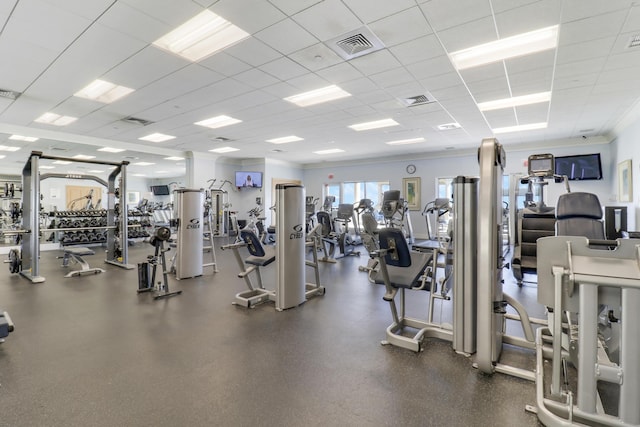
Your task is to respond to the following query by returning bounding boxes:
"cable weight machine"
[5,151,134,283]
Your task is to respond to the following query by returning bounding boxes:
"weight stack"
[137,262,150,290]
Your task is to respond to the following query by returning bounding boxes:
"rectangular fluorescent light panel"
[0,145,21,151]
[98,147,126,153]
[139,133,176,142]
[385,137,425,146]
[35,112,78,126]
[164,156,185,161]
[40,165,55,169]
[9,135,38,142]
[132,162,155,166]
[0,155,5,159]
[493,122,547,134]
[88,170,104,173]
[450,25,559,70]
[195,115,242,129]
[478,91,551,111]
[314,148,345,155]
[73,154,96,160]
[209,146,239,153]
[284,85,351,107]
[266,135,303,144]
[153,10,250,62]
[74,79,134,103]
[132,174,146,177]
[52,160,72,165]
[349,118,399,131]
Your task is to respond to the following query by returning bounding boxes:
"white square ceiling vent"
[122,116,154,126]
[402,92,436,107]
[628,34,640,48]
[326,26,385,60]
[0,88,21,100]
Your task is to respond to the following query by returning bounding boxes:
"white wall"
[302,142,614,239]
[612,117,640,230]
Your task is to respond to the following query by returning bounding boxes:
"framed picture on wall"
[402,177,421,210]
[618,159,632,202]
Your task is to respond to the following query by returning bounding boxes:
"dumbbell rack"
[52,209,110,246]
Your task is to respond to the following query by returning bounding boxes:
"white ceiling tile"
[368,67,415,89]
[233,68,281,89]
[285,73,330,92]
[459,63,506,83]
[225,37,283,67]
[504,50,556,75]
[260,57,309,81]
[427,84,470,102]
[553,72,599,91]
[342,0,415,24]
[315,62,364,84]
[119,0,202,26]
[199,52,252,76]
[559,10,628,46]
[561,0,633,23]
[267,0,323,16]
[7,0,91,52]
[349,49,402,75]
[384,81,430,99]
[388,35,445,65]
[288,43,344,71]
[484,109,517,128]
[509,68,553,95]
[515,103,550,123]
[495,0,562,38]
[435,16,497,53]
[292,0,363,41]
[39,0,115,21]
[211,0,286,33]
[467,78,511,101]
[368,7,433,47]
[104,47,188,89]
[405,55,457,80]
[604,48,640,71]
[0,39,58,92]
[98,1,170,44]
[557,37,616,66]
[254,18,318,55]
[419,0,492,32]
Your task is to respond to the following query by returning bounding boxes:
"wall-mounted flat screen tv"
[554,153,603,180]
[235,171,263,188]
[150,185,171,195]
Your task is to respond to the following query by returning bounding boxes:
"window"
[323,180,389,213]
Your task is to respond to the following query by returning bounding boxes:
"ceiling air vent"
[121,116,154,126]
[403,92,436,107]
[0,88,21,100]
[628,34,640,48]
[50,147,68,152]
[326,26,385,60]
[211,136,231,142]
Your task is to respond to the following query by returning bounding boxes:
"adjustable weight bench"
[61,246,105,278]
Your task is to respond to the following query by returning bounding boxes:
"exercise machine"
[222,184,324,310]
[512,153,570,285]
[0,309,14,342]
[537,233,639,425]
[172,188,210,280]
[5,151,134,283]
[138,226,182,300]
[381,190,414,244]
[370,227,452,351]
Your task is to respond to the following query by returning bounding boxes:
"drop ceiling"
[0,0,639,177]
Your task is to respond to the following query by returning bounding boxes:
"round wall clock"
[406,164,416,174]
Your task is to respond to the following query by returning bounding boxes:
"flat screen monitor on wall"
[150,185,171,195]
[235,171,263,188]
[554,153,603,180]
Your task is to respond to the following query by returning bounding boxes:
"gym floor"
[0,240,544,426]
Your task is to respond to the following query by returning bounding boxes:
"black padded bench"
[61,246,105,278]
